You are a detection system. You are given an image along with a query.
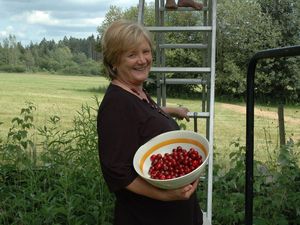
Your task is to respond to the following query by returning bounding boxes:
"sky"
[0,0,136,46]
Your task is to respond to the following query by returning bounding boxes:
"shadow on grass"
[61,85,108,94]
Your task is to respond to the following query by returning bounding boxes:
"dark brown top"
[97,84,203,225]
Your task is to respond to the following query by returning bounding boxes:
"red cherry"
[149,146,203,180]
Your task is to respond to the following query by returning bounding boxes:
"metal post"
[245,45,300,225]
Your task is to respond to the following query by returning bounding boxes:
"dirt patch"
[220,103,300,126]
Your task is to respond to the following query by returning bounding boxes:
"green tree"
[23,49,35,71]
[216,0,281,98]
[0,43,5,66]
[97,6,124,36]
[256,0,300,103]
[0,35,26,72]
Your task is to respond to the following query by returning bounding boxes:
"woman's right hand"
[163,178,199,201]
[126,177,199,201]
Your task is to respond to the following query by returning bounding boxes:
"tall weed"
[1,102,299,224]
[0,101,114,225]
[211,138,300,225]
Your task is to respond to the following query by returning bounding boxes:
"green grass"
[0,72,299,163]
[0,73,107,137]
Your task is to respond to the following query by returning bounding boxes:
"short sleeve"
[97,96,139,192]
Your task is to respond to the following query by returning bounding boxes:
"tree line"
[1,0,299,103]
[0,35,102,76]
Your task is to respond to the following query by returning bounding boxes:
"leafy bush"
[0,101,114,225]
[211,139,300,225]
[1,103,299,224]
[0,64,26,73]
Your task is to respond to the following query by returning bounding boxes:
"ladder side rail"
[206,79,210,138]
[194,0,209,147]
[202,0,209,120]
[204,0,210,141]
[203,0,209,68]
[205,0,213,137]
[202,83,206,112]
[160,0,168,106]
[138,0,145,24]
[155,0,163,106]
[206,0,217,223]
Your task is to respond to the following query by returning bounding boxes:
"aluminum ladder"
[137,0,216,224]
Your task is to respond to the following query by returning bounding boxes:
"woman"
[97,20,203,225]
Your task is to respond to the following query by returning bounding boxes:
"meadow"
[0,72,299,164]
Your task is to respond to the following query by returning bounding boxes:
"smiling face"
[102,20,154,81]
[114,37,152,86]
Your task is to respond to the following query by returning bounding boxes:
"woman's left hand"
[162,106,190,121]
[174,107,190,121]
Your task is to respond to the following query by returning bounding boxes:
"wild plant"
[1,102,299,225]
[0,101,114,225]
[211,138,300,225]
[1,101,36,168]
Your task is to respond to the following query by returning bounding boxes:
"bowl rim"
[133,130,210,182]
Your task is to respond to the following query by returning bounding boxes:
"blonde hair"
[101,20,153,80]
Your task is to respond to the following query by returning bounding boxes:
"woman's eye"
[128,53,136,58]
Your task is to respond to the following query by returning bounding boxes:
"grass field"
[1,72,299,163]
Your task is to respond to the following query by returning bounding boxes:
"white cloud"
[0,26,14,37]
[61,17,105,27]
[0,25,27,40]
[0,0,134,45]
[26,10,59,26]
[65,0,101,3]
[12,10,59,26]
[12,10,104,28]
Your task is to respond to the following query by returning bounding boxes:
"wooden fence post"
[278,104,286,146]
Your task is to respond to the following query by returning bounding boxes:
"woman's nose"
[137,54,147,63]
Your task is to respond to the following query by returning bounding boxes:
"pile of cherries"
[148,146,203,180]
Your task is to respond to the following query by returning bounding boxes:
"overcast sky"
[0,0,137,46]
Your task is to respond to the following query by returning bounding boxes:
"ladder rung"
[161,6,209,12]
[187,112,210,118]
[147,26,212,32]
[151,67,211,73]
[159,43,208,49]
[160,78,206,84]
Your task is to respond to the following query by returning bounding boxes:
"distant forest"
[0,34,102,76]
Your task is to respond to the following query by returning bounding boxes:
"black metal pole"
[245,45,300,225]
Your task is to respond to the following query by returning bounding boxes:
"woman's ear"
[109,64,116,72]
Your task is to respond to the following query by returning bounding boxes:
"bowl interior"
[134,130,209,183]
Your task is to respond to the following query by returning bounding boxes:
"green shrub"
[0,64,26,73]
[1,103,299,224]
[0,101,114,225]
[211,139,300,225]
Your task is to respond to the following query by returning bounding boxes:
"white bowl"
[133,130,209,189]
